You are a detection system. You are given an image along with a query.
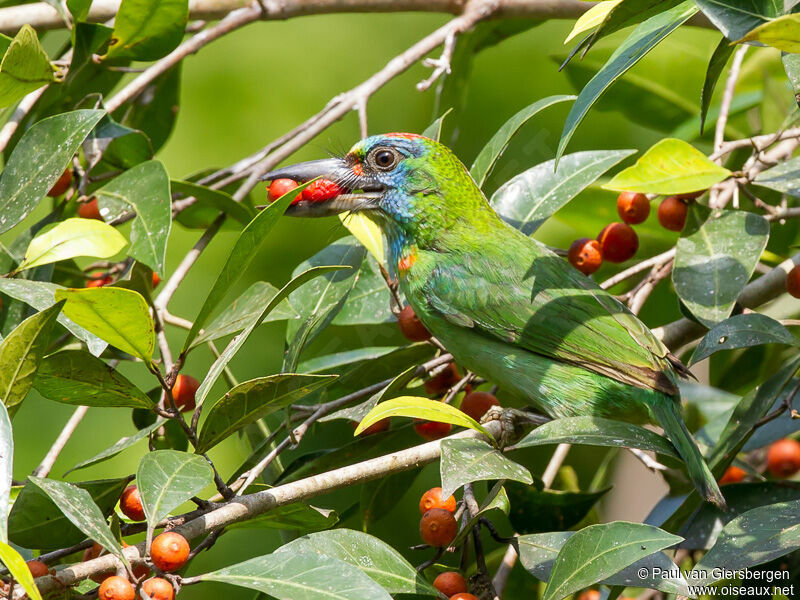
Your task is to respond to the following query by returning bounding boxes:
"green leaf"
[172,180,254,230]
[33,350,154,408]
[754,155,800,197]
[195,374,336,453]
[603,138,731,194]
[229,498,337,532]
[190,281,297,349]
[355,396,493,440]
[440,438,532,497]
[104,0,188,61]
[278,529,437,596]
[136,450,213,543]
[332,255,393,326]
[195,265,344,408]
[28,477,128,568]
[17,218,127,272]
[320,364,418,424]
[783,52,800,108]
[65,420,164,475]
[695,0,781,40]
[55,287,155,362]
[514,416,679,458]
[557,2,696,162]
[94,160,171,274]
[359,469,419,530]
[506,479,609,534]
[0,302,62,418]
[470,95,575,188]
[182,181,310,352]
[0,403,11,542]
[543,522,683,600]
[81,104,153,170]
[672,207,769,327]
[0,25,54,109]
[518,531,690,595]
[421,108,452,141]
[0,280,106,356]
[691,313,797,365]
[491,150,635,235]
[564,0,623,44]
[583,0,685,50]
[198,551,393,600]
[284,237,366,371]
[0,541,42,600]
[338,212,385,265]
[694,499,800,581]
[700,37,735,134]
[0,109,105,235]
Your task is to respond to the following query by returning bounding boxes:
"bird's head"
[262,133,490,248]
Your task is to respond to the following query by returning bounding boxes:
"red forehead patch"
[385,132,425,140]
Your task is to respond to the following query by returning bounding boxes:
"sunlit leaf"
[564,0,623,44]
[440,438,532,497]
[0,25,54,109]
[339,212,385,265]
[0,541,42,600]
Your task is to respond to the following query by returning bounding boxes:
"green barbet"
[263,132,725,508]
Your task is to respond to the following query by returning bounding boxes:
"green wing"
[421,242,681,395]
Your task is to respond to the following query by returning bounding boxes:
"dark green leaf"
[691,313,797,364]
[0,403,11,542]
[82,104,153,170]
[557,2,696,161]
[0,302,62,418]
[0,25,54,109]
[65,420,164,475]
[584,0,685,51]
[104,0,189,61]
[440,438,531,497]
[196,374,336,453]
[359,469,419,530]
[298,346,402,374]
[754,155,800,197]
[198,551,393,600]
[172,180,254,230]
[673,208,769,327]
[421,108,452,141]
[0,109,104,235]
[332,255,393,326]
[695,0,780,40]
[506,479,609,534]
[491,150,635,234]
[700,37,735,134]
[33,349,154,408]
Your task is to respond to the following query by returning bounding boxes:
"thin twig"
[32,405,89,477]
[600,249,676,290]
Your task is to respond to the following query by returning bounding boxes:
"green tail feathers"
[650,398,727,509]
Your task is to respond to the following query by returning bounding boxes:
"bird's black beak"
[261,157,383,217]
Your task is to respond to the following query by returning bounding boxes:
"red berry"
[397,304,431,342]
[78,198,103,220]
[120,485,145,522]
[596,223,638,263]
[150,532,190,572]
[616,192,650,225]
[767,438,800,478]
[414,420,452,440]
[460,391,499,422]
[268,178,299,202]
[419,487,457,515]
[719,465,746,485]
[787,265,800,299]
[172,374,199,412]
[577,592,601,600]
[419,508,457,547]
[141,577,174,600]
[86,272,113,287]
[26,560,49,578]
[302,179,344,202]
[152,273,161,287]
[47,168,73,197]
[433,572,467,597]
[450,595,480,600]
[657,196,688,232]
[354,418,390,436]
[98,576,135,600]
[425,364,459,397]
[567,238,603,275]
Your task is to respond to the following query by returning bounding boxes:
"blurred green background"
[5,11,789,597]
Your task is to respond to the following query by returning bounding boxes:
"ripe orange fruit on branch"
[302,179,344,202]
[26,560,48,578]
[397,304,431,342]
[419,487,456,514]
[787,265,800,299]
[657,196,688,232]
[568,238,603,275]
[141,577,174,600]
[616,192,650,225]
[767,438,800,478]
[172,375,199,412]
[98,576,135,600]
[268,178,299,202]
[719,465,746,485]
[48,168,73,197]
[597,223,638,263]
[120,485,145,522]
[414,420,452,440]
[87,272,113,288]
[78,198,103,220]
[460,391,499,422]
[419,508,457,547]
[433,571,467,597]
[449,594,480,600]
[150,532,190,572]
[152,273,161,287]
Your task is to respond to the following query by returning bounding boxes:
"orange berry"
[355,418,390,436]
[460,391,500,422]
[767,438,800,478]
[425,363,459,397]
[172,375,199,412]
[414,420,452,440]
[83,542,103,561]
[98,575,135,600]
[47,168,73,197]
[302,179,344,202]
[152,273,161,287]
[433,571,467,597]
[719,465,746,485]
[397,304,431,342]
[616,192,650,225]
[449,594,480,600]
[86,272,114,288]
[577,592,601,600]
[150,532,189,572]
[787,265,800,299]
[120,485,145,522]
[78,198,103,220]
[268,178,299,202]
[419,487,456,515]
[419,508,458,547]
[597,222,638,263]
[26,560,49,578]
[141,577,174,600]
[568,238,603,275]
[657,196,688,232]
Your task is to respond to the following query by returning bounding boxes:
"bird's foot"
[481,407,549,448]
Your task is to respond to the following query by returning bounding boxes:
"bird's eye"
[371,148,399,170]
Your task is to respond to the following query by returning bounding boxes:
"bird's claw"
[481,407,548,448]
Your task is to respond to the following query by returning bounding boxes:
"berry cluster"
[718,437,800,485]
